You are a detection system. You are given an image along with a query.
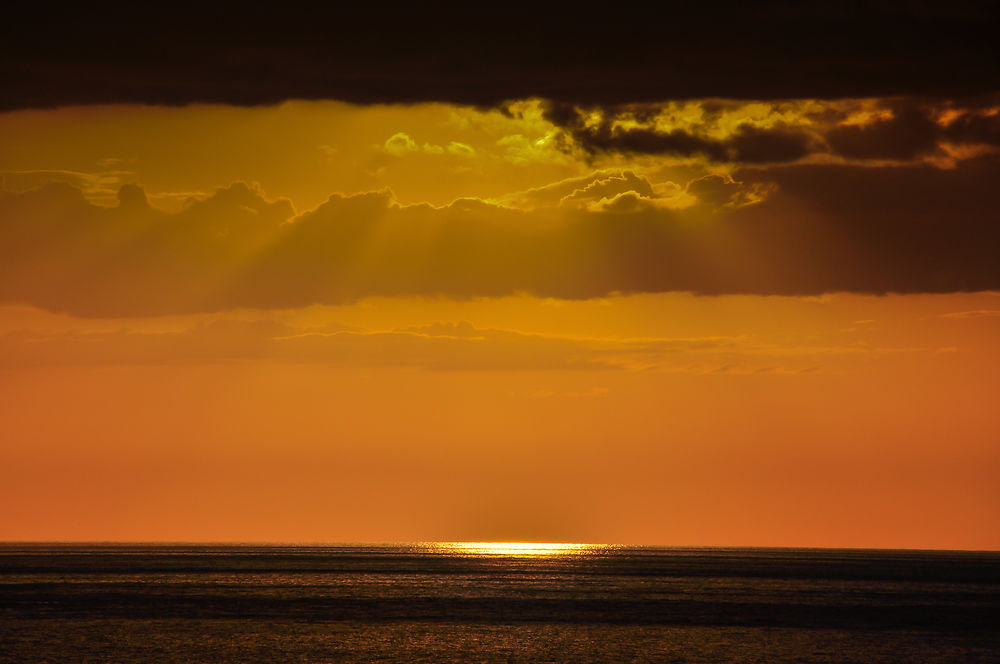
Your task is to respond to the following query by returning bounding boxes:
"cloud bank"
[541,98,1000,163]
[2,155,999,316]
[2,3,997,110]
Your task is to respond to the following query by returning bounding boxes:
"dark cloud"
[541,105,817,163]
[541,104,724,160]
[685,176,747,209]
[824,105,944,160]
[943,110,1000,146]
[1,2,997,111]
[542,99,1000,163]
[2,157,999,316]
[729,126,816,163]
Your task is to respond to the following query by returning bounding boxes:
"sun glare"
[429,542,597,556]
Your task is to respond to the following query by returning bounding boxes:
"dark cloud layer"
[2,157,999,316]
[543,99,1000,163]
[543,104,820,163]
[2,1,997,111]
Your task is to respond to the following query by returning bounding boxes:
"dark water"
[1,543,998,663]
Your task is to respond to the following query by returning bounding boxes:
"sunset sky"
[1,3,998,548]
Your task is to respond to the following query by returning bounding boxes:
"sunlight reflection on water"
[423,542,604,556]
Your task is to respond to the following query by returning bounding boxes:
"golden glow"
[1,99,999,549]
[1,291,998,548]
[429,542,598,556]
[3,98,995,218]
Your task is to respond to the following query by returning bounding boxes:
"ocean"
[1,543,997,663]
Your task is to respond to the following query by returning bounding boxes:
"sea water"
[1,543,997,663]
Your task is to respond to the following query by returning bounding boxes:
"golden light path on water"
[427,542,603,556]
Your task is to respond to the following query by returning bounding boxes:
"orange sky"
[1,100,998,548]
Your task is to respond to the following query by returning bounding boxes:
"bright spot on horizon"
[430,542,599,556]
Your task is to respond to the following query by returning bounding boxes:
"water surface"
[1,543,997,662]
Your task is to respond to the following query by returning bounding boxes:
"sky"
[1,3,998,548]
